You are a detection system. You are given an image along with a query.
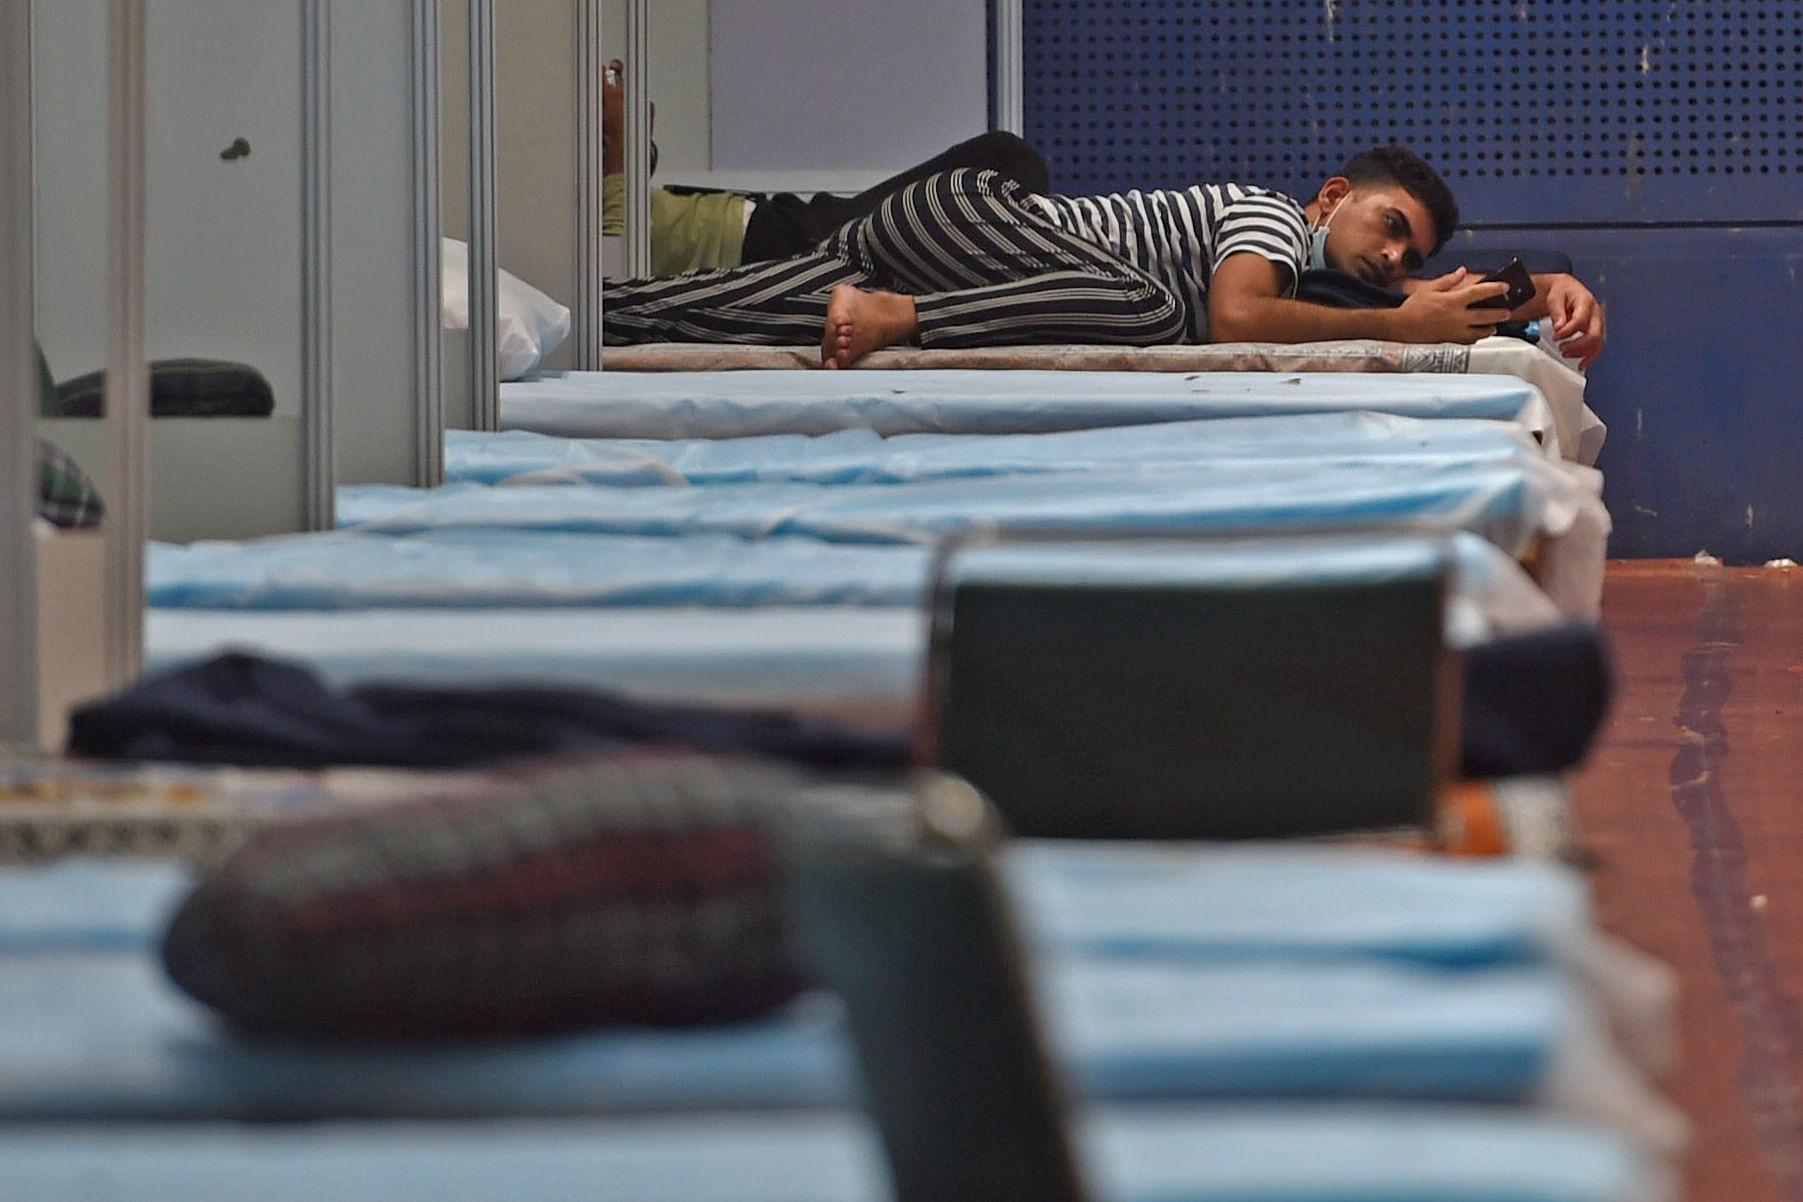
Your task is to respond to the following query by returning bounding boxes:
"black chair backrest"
[785,774,1089,1202]
[920,535,1457,840]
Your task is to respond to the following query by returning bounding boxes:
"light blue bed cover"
[0,851,1600,1123]
[498,369,1553,442]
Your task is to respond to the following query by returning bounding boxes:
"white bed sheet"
[444,413,1559,488]
[332,458,1606,615]
[1468,338,1603,466]
[500,369,1569,456]
[581,338,1603,466]
[342,461,1573,556]
[149,523,1558,624]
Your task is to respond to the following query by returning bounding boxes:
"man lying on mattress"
[602,145,1607,372]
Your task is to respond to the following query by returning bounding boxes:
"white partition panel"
[301,0,334,530]
[330,0,444,489]
[465,0,499,431]
[442,1,702,373]
[34,0,438,539]
[102,0,147,685]
[573,0,605,369]
[0,0,38,744]
[35,0,307,543]
[444,0,579,375]
[620,0,650,279]
[411,0,445,484]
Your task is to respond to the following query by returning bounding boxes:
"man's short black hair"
[1339,146,1459,255]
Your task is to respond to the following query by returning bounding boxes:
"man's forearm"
[1207,254,1504,345]
[1208,295,1407,344]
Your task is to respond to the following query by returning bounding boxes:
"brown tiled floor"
[1572,560,1803,1202]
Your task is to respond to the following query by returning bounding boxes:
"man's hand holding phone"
[1394,267,1511,344]
[1470,258,1536,312]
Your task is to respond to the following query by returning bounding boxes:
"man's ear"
[1314,176,1352,209]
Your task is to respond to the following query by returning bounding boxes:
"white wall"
[444,0,578,370]
[603,0,712,182]
[30,0,107,389]
[330,3,438,487]
[708,0,989,179]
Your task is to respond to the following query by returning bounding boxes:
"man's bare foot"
[821,285,918,369]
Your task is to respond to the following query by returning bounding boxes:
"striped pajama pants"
[602,169,1189,349]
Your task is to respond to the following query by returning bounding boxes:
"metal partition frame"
[320,1,442,493]
[573,0,647,363]
[620,0,650,279]
[301,0,335,529]
[0,0,38,744]
[991,0,1023,135]
[102,0,147,689]
[573,0,605,369]
[465,0,498,429]
[411,0,444,483]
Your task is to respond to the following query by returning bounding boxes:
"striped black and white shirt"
[1030,184,1310,343]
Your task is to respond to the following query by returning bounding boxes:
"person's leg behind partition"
[743,132,1053,264]
[602,248,868,346]
[821,168,1186,368]
[842,130,1051,216]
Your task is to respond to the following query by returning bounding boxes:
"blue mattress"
[1003,842,1590,969]
[334,460,1577,560]
[499,369,1555,442]
[146,607,933,716]
[0,854,1669,1147]
[142,530,1565,721]
[444,412,1551,488]
[0,1106,1665,1202]
[145,529,1539,622]
[150,529,939,610]
[0,847,1592,969]
[0,951,1585,1119]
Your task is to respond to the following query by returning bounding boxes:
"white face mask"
[1307,206,1336,272]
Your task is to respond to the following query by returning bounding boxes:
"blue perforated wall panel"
[1019,0,1803,559]
[1441,225,1803,562]
[1022,0,1803,223]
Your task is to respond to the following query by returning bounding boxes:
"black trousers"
[602,168,1186,350]
[738,130,1051,264]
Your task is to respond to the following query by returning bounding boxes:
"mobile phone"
[1471,257,1535,311]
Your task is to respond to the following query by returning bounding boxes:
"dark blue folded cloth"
[1296,269,1407,311]
[1460,622,1613,778]
[70,630,1608,781]
[66,652,910,771]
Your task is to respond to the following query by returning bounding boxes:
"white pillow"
[441,238,573,380]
